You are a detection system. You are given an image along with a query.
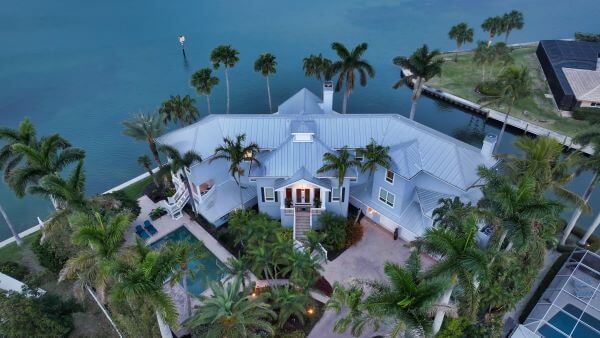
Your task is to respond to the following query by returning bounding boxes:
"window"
[331,187,340,201]
[591,102,600,107]
[385,170,394,184]
[379,188,395,207]
[355,149,364,162]
[264,187,275,202]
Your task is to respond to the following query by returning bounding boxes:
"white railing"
[162,182,190,219]
[310,207,325,216]
[283,208,294,216]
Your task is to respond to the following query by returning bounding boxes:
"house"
[156,83,497,242]
[536,40,600,110]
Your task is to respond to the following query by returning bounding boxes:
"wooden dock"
[401,68,594,155]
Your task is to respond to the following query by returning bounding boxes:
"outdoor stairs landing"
[294,210,311,241]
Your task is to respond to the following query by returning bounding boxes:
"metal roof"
[260,136,335,177]
[415,187,455,217]
[276,88,330,115]
[562,68,600,102]
[273,167,332,190]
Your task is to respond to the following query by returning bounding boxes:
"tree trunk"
[236,172,244,210]
[146,167,160,189]
[494,103,512,154]
[182,171,197,214]
[578,211,600,246]
[182,268,192,318]
[225,67,230,114]
[433,283,455,334]
[505,31,511,43]
[561,171,597,245]
[342,88,349,114]
[266,75,272,113]
[0,201,23,246]
[86,285,124,338]
[455,43,460,62]
[409,78,422,120]
[205,95,212,115]
[149,139,163,167]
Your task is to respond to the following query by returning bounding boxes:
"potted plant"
[314,197,322,208]
[164,187,176,198]
[285,197,293,208]
[150,207,167,220]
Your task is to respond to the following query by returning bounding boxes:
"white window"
[385,170,394,184]
[331,187,341,201]
[379,188,395,207]
[264,187,275,202]
[355,149,364,162]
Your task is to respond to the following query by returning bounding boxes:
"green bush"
[575,32,600,42]
[30,234,69,273]
[476,81,501,97]
[149,207,167,220]
[0,261,29,280]
[107,190,142,218]
[317,212,347,251]
[572,107,600,124]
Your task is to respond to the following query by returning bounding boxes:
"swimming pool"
[539,304,600,338]
[151,226,227,296]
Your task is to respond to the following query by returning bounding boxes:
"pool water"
[539,304,600,338]
[150,226,226,295]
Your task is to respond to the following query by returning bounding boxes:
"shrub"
[345,220,364,247]
[572,107,600,124]
[107,190,142,218]
[30,234,69,273]
[149,207,167,220]
[575,32,600,42]
[0,261,29,280]
[317,212,347,251]
[476,81,501,96]
[277,227,293,242]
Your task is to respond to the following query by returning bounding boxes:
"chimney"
[323,81,333,113]
[481,134,497,159]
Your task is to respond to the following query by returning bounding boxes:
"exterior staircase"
[294,208,311,241]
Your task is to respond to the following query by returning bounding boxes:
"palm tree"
[480,65,531,153]
[271,286,312,328]
[59,211,131,302]
[432,197,476,231]
[502,10,524,43]
[327,283,378,336]
[108,238,179,328]
[0,117,37,181]
[473,41,494,82]
[158,95,199,126]
[190,68,219,115]
[317,147,360,203]
[163,240,208,318]
[223,256,251,288]
[330,42,375,114]
[448,22,474,61]
[158,144,202,213]
[137,155,159,188]
[254,53,277,113]
[184,277,276,337]
[248,245,276,282]
[303,53,334,83]
[413,214,487,334]
[357,139,391,192]
[281,249,323,291]
[210,134,260,209]
[0,201,23,246]
[123,113,164,167]
[8,134,85,198]
[210,45,240,114]
[393,44,443,120]
[481,16,505,46]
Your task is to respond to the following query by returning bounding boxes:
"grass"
[428,46,592,137]
[0,233,38,263]
[118,175,152,200]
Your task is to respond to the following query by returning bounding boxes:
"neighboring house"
[157,84,497,241]
[536,40,600,110]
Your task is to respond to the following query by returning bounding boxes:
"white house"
[156,83,497,242]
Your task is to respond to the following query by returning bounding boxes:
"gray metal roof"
[276,88,330,115]
[260,136,335,177]
[389,140,422,178]
[415,187,454,218]
[273,167,332,190]
[562,67,600,102]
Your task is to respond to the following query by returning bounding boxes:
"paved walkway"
[309,218,435,338]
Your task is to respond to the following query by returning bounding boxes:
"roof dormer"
[290,119,316,142]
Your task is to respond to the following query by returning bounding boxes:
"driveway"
[309,218,435,338]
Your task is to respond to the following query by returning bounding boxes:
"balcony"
[161,181,189,220]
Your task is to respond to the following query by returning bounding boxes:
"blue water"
[1,0,600,240]
[150,226,225,295]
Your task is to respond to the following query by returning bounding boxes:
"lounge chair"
[135,225,150,239]
[144,220,158,235]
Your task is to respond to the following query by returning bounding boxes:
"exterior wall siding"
[254,178,282,220]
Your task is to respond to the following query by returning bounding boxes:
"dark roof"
[539,40,600,71]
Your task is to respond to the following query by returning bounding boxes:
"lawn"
[428,46,591,137]
[118,175,152,200]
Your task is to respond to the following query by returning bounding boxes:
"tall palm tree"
[254,53,277,113]
[163,240,208,318]
[108,238,179,328]
[210,134,260,209]
[317,147,360,203]
[0,117,37,181]
[271,286,312,328]
[184,277,276,337]
[473,41,494,82]
[357,139,391,192]
[0,201,23,246]
[190,68,219,115]
[448,22,474,61]
[158,95,199,126]
[413,214,487,334]
[8,134,85,198]
[137,154,159,188]
[393,44,443,120]
[123,113,164,167]
[59,211,131,302]
[502,10,524,43]
[158,144,202,213]
[330,42,375,114]
[302,53,334,83]
[481,16,505,46]
[432,197,476,231]
[480,65,531,153]
[210,45,240,114]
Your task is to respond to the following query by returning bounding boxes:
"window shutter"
[261,187,265,202]
[341,187,346,202]
[328,192,331,202]
[274,191,279,202]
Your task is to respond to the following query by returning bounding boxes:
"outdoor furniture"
[135,225,150,239]
[144,220,158,235]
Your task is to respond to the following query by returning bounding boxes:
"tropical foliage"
[210,45,239,114]
[303,53,334,83]
[330,42,375,114]
[254,52,277,113]
[448,22,474,61]
[123,113,164,167]
[190,67,219,114]
[158,94,199,126]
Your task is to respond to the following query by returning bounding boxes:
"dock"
[401,68,594,155]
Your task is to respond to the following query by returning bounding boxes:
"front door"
[296,189,310,204]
